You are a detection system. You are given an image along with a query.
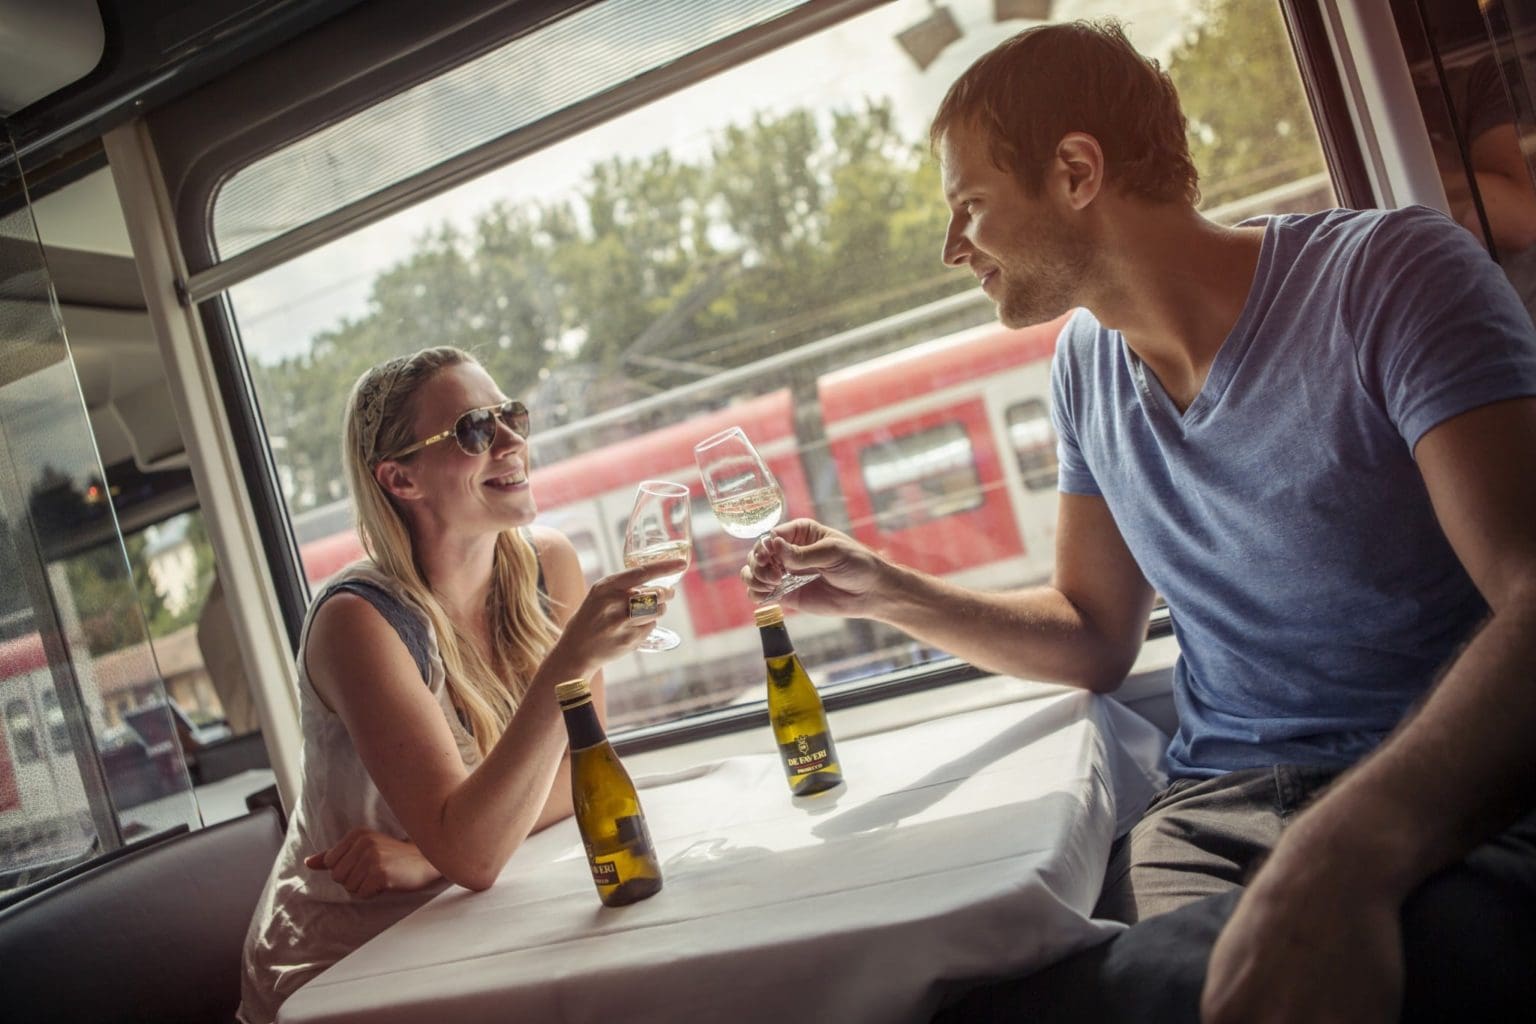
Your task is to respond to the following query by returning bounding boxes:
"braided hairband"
[358,358,410,465]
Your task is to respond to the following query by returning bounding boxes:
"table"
[279,684,1167,1024]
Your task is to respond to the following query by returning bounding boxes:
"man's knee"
[1399,823,1536,1023]
[935,890,1241,1023]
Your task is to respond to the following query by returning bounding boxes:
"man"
[744,21,1536,1022]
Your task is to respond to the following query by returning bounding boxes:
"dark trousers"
[934,765,1536,1022]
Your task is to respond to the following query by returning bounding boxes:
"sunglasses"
[380,400,530,462]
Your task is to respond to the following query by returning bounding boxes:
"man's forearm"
[1268,593,1536,899]
[868,563,1142,692]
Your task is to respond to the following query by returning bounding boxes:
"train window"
[220,0,1335,734]
[566,529,605,587]
[692,495,740,583]
[860,424,983,531]
[39,691,72,755]
[1006,399,1059,492]
[4,699,41,765]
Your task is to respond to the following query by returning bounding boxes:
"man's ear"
[1053,132,1104,211]
[373,459,422,502]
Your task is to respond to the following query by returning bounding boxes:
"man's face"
[938,122,1094,328]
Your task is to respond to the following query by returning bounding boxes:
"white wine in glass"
[622,480,693,652]
[693,426,820,603]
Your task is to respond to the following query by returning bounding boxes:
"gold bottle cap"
[554,678,591,705]
[753,603,785,627]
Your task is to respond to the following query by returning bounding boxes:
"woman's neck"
[412,526,499,625]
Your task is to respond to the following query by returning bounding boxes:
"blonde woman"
[238,348,682,1024]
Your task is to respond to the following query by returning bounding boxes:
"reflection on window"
[861,424,982,531]
[5,698,40,764]
[1006,398,1058,491]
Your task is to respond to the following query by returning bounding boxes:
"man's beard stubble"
[994,216,1095,329]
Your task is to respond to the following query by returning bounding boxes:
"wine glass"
[693,426,820,603]
[622,480,693,652]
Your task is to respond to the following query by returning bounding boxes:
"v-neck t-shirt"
[1051,205,1536,779]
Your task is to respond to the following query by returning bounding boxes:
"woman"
[238,347,681,1023]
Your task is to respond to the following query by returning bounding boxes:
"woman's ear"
[373,459,421,502]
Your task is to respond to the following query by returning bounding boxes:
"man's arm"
[747,491,1156,692]
[1446,123,1536,252]
[1203,396,1536,1024]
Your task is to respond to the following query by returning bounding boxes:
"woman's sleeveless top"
[237,553,543,1024]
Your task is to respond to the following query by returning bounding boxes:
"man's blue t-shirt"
[1051,206,1536,779]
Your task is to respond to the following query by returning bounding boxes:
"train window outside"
[860,424,983,531]
[1006,398,1059,492]
[4,699,41,764]
[565,529,605,587]
[39,691,72,755]
[691,496,739,584]
[223,0,1334,735]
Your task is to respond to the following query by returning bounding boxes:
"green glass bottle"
[555,678,663,906]
[755,604,843,796]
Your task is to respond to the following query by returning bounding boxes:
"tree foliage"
[253,0,1330,512]
[250,99,958,511]
[1165,0,1329,210]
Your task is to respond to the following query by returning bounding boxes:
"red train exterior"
[293,314,1066,664]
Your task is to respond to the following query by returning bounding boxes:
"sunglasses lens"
[502,401,530,439]
[455,408,497,454]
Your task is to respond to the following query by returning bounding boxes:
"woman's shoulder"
[521,523,575,561]
[518,525,585,618]
[305,562,435,683]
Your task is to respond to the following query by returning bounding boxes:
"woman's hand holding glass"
[554,560,686,674]
[622,480,693,652]
[693,426,820,603]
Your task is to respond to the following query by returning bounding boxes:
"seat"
[0,805,283,1024]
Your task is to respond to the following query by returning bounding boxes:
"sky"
[227,0,1198,366]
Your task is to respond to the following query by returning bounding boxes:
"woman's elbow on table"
[416,836,509,892]
[435,855,501,893]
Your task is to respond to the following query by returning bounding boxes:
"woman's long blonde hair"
[343,347,560,757]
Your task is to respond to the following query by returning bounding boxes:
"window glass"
[1006,398,1058,491]
[1396,0,1536,320]
[227,0,1334,733]
[2,131,199,897]
[692,495,740,583]
[566,529,605,587]
[5,698,41,764]
[860,423,983,530]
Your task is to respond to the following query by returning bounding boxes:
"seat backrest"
[0,805,284,1024]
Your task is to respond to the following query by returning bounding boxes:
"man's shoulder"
[1262,205,1466,267]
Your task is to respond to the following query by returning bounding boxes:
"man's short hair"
[930,20,1200,206]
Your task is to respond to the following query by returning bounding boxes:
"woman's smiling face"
[387,361,536,536]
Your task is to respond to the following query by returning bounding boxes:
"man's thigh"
[1096,767,1288,924]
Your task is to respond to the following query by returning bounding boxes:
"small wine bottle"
[555,678,663,906]
[755,604,843,796]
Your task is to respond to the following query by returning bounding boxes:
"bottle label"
[780,731,832,774]
[584,815,656,887]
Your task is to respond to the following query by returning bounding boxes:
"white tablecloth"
[279,685,1167,1024]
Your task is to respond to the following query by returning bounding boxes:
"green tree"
[248,99,960,510]
[1166,0,1330,210]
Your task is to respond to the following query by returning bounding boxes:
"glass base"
[638,625,680,652]
[759,571,820,604]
